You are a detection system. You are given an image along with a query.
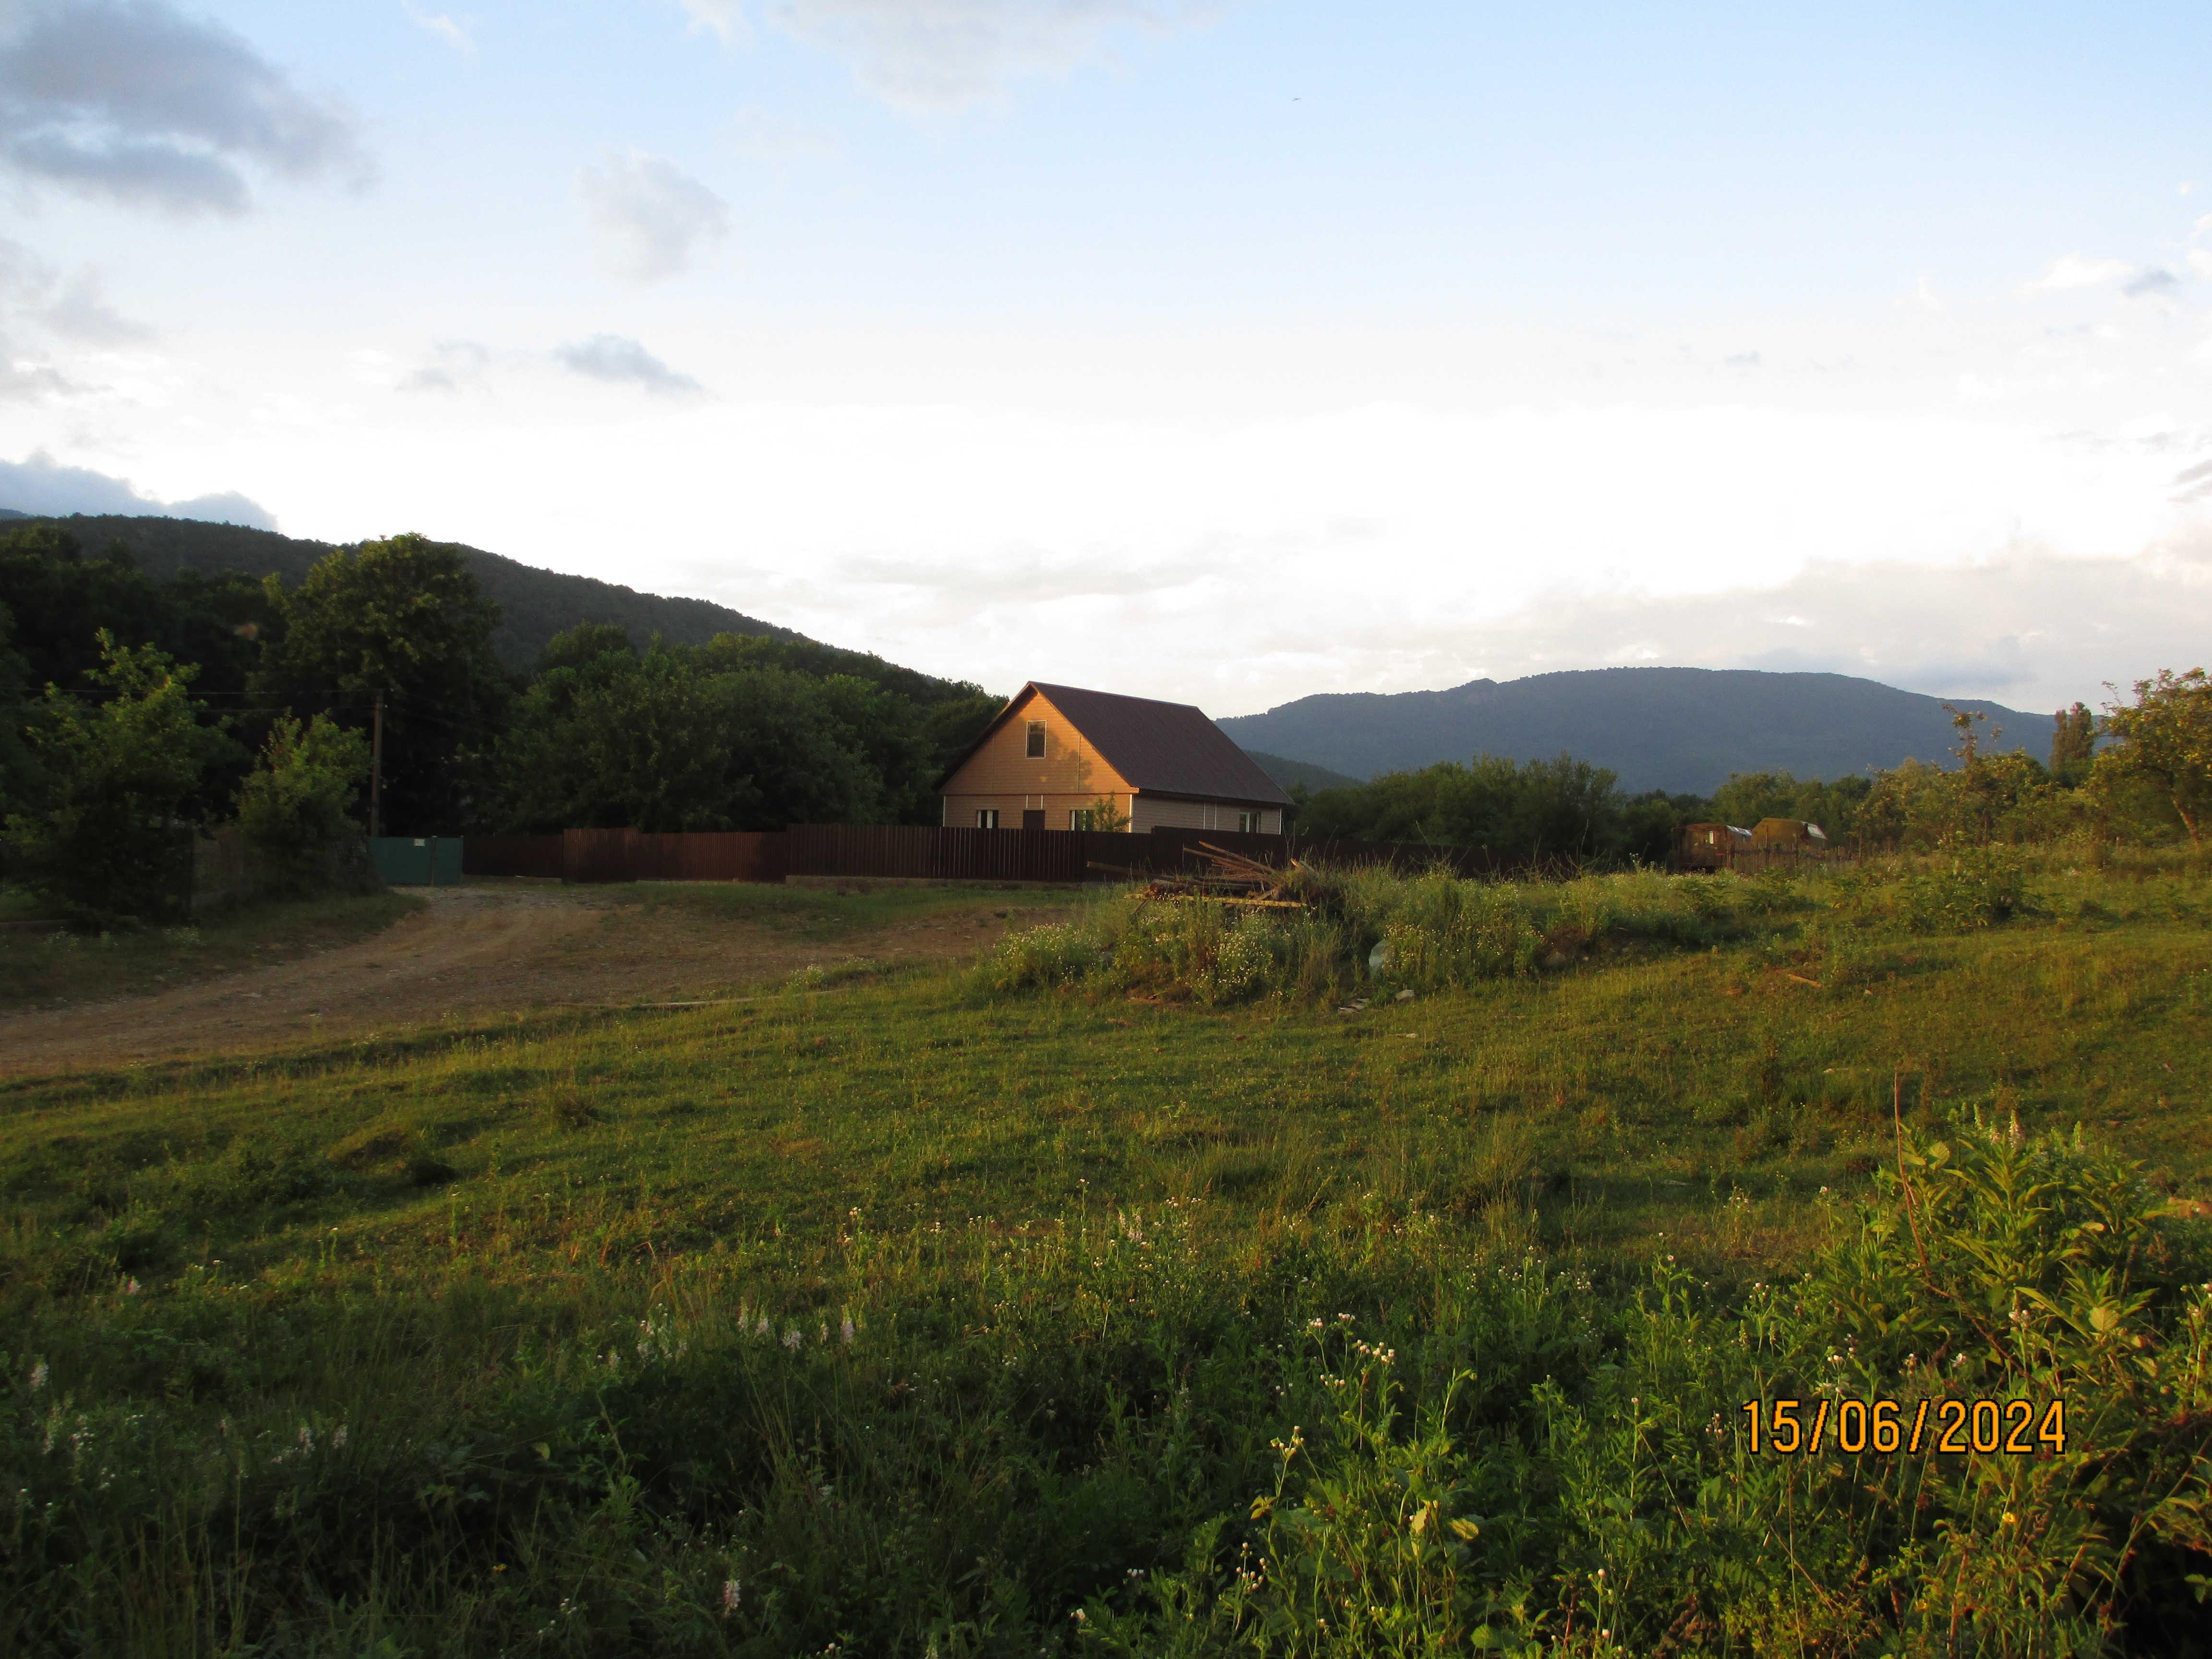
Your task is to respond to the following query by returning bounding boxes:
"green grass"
[620,877,1065,940]
[2,857,2209,1655]
[0,889,424,1011]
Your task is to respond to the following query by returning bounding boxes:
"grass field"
[0,890,427,1012]
[2,853,2208,1655]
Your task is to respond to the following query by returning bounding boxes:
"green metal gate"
[370,836,464,887]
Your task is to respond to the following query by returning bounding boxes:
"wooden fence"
[461,825,1515,886]
[786,824,1516,884]
[462,830,785,884]
[462,833,565,879]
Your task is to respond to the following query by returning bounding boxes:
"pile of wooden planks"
[1130,842,1313,908]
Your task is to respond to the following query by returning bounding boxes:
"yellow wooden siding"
[1131,796,1280,835]
[939,690,1133,802]
[942,793,1135,828]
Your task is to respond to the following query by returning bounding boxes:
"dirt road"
[0,882,1061,1075]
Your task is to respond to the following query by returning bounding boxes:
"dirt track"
[0,882,1059,1075]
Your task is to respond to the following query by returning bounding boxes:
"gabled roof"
[941,682,1293,806]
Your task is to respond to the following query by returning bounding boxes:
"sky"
[1,0,2209,720]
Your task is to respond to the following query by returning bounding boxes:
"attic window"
[1025,720,1046,759]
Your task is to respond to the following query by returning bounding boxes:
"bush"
[1087,1116,2212,1655]
[979,866,1800,1007]
[233,712,372,895]
[2,634,230,924]
[979,922,1106,992]
[1893,847,2029,931]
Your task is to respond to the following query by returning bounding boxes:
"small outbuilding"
[1678,822,1753,871]
[937,682,1292,834]
[1750,817,1830,848]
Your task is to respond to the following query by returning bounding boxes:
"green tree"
[2050,701,2096,780]
[2093,668,2212,846]
[1706,770,1871,836]
[256,534,508,834]
[498,648,876,832]
[0,602,38,823]
[3,634,232,921]
[234,714,374,894]
[1298,753,1625,864]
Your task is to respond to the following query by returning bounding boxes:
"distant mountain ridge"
[1217,667,2043,794]
[2,513,798,672]
[1242,750,1365,794]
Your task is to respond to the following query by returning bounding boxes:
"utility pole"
[369,691,385,840]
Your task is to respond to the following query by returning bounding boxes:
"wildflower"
[331,1425,347,1450]
[124,1278,142,1296]
[28,1362,47,1391]
[1071,1610,1086,1623]
[722,1579,741,1615]
[841,1316,856,1346]
[783,1328,804,1350]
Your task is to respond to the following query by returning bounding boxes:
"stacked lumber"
[1131,842,1312,909]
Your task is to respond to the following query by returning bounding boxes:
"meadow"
[1,850,2208,1656]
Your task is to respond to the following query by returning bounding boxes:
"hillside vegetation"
[1,514,799,673]
[2,848,2208,1654]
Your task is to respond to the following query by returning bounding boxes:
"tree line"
[0,526,998,922]
[1289,685,2212,862]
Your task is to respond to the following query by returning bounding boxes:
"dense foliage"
[0,525,997,919]
[1296,695,2205,861]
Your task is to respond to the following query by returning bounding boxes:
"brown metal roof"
[942,682,1293,806]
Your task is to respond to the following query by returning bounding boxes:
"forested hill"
[3,514,801,673]
[1218,667,2042,794]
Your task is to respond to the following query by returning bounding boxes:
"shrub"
[1894,846,2029,931]
[232,712,371,894]
[979,922,1105,992]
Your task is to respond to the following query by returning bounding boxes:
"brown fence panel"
[464,834,565,878]
[784,824,1526,883]
[556,828,790,883]
[788,824,1091,883]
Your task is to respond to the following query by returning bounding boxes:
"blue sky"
[3,1,2210,716]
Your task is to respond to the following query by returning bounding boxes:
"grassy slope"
[0,860,2206,1652]
[7,866,2206,1279]
[0,890,423,1011]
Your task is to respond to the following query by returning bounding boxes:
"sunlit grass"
[1,856,2208,1654]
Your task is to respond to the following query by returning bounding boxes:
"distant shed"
[1750,817,1829,848]
[1678,822,1753,872]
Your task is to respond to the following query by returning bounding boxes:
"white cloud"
[42,267,153,343]
[575,151,731,281]
[0,448,274,525]
[2028,253,2136,291]
[760,0,1219,110]
[0,0,371,215]
[401,1,475,55]
[554,333,703,395]
[676,0,747,42]
[2189,249,2212,279]
[397,338,489,393]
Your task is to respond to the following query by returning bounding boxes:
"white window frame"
[1025,720,1047,759]
[976,808,1000,829]
[1238,811,1257,833]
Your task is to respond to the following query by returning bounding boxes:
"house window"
[1238,811,1258,834]
[976,808,1000,829]
[1070,808,1092,831]
[1025,720,1046,759]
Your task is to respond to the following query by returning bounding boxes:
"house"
[938,682,1293,834]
